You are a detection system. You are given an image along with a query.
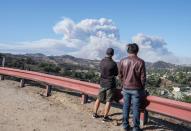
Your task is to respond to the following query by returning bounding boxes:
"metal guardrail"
[0,67,99,96]
[146,96,191,123]
[0,67,191,124]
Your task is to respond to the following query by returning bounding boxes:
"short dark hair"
[106,48,114,56]
[127,43,139,54]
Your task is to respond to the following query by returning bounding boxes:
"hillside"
[0,53,187,71]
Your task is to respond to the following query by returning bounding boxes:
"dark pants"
[122,88,144,130]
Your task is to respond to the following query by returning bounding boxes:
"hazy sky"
[0,0,191,64]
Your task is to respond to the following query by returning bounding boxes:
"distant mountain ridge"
[0,53,188,70]
[24,54,178,70]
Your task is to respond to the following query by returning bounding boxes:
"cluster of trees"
[1,54,100,83]
[167,72,191,86]
[38,62,61,74]
[62,70,100,83]
[145,68,191,103]
[4,57,36,70]
[181,95,191,103]
[146,75,161,87]
[147,68,191,88]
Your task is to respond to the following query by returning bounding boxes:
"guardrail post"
[44,85,52,97]
[0,75,4,80]
[20,79,25,87]
[140,110,148,126]
[0,57,5,80]
[2,57,5,67]
[81,93,88,104]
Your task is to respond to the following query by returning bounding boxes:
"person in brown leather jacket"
[119,43,146,131]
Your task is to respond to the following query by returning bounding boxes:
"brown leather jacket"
[119,55,146,90]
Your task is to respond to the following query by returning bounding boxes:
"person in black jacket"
[92,48,118,122]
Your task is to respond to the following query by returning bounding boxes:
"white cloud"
[0,39,72,55]
[0,18,191,64]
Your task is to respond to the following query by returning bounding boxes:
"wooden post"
[81,93,88,104]
[140,110,149,126]
[44,85,52,97]
[20,79,25,87]
[0,75,4,80]
[0,57,5,80]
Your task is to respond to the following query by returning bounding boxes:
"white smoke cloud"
[53,18,125,59]
[132,33,177,63]
[0,18,191,64]
[70,36,126,60]
[53,18,120,40]
[132,33,191,64]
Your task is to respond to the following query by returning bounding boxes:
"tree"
[181,95,191,103]
[147,75,161,87]
[39,62,61,73]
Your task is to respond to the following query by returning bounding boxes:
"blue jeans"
[122,88,144,130]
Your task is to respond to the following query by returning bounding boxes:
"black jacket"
[100,57,118,89]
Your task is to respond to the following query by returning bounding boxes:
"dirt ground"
[0,80,190,131]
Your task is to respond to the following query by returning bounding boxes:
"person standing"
[92,48,118,122]
[119,43,146,131]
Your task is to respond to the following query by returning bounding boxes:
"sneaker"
[123,126,130,131]
[92,113,99,119]
[102,116,112,122]
[132,127,142,131]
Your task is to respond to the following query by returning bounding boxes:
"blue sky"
[0,0,191,63]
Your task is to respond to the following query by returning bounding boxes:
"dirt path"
[0,80,123,131]
[0,80,190,131]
